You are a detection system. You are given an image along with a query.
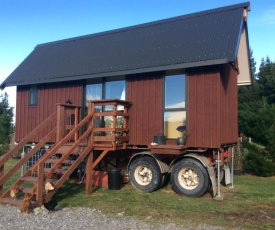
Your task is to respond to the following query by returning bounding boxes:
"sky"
[1,0,275,112]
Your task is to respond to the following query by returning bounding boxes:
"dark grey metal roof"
[1,2,250,88]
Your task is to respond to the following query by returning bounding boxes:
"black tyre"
[171,158,210,197]
[129,156,162,192]
[160,173,170,188]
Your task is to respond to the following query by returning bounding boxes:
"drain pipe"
[216,149,221,197]
[230,146,235,189]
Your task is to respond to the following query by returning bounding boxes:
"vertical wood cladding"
[220,64,238,145]
[127,72,163,145]
[15,65,237,148]
[186,64,238,148]
[15,81,83,142]
[187,66,221,148]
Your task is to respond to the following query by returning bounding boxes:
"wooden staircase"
[0,99,131,208]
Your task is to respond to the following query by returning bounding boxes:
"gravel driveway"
[0,204,225,230]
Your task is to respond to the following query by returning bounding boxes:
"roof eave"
[2,59,228,87]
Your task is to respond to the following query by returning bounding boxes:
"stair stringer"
[32,120,95,206]
[43,144,94,203]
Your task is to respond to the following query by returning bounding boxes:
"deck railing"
[0,99,131,200]
[88,99,131,150]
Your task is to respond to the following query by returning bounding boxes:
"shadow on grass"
[54,179,105,206]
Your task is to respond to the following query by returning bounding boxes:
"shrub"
[242,140,275,177]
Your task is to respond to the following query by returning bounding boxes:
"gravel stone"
[0,204,226,230]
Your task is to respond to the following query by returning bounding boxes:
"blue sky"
[1,0,275,110]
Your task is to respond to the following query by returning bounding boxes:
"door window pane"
[105,80,125,100]
[105,80,125,111]
[86,83,102,101]
[86,83,103,114]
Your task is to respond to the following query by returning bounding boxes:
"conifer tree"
[0,92,14,156]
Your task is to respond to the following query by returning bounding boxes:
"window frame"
[163,73,187,139]
[29,85,38,106]
[85,77,126,102]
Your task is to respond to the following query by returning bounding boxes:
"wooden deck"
[0,99,131,207]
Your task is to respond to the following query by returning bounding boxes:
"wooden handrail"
[41,125,94,180]
[32,111,94,171]
[1,100,130,202]
[0,111,56,195]
[0,128,56,185]
[0,112,57,168]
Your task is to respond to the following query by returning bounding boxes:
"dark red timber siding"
[15,81,83,142]
[127,72,163,146]
[220,64,238,145]
[186,65,238,148]
[186,66,222,148]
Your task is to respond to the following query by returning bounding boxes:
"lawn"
[55,174,275,229]
[3,159,275,229]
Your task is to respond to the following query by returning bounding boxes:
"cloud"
[260,6,275,26]
[166,101,185,109]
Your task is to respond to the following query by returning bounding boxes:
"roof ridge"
[36,2,250,48]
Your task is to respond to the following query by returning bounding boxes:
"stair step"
[44,168,68,175]
[45,159,76,164]
[57,144,87,154]
[63,142,87,147]
[45,178,58,186]
[20,176,38,183]
[20,187,33,194]
[0,197,36,207]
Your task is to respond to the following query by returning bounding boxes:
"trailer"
[0,2,252,207]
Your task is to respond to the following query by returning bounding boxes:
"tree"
[258,57,275,104]
[239,55,275,143]
[0,92,14,156]
[238,54,275,176]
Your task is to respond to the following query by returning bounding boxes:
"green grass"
[2,158,22,190]
[55,175,275,230]
[3,159,275,229]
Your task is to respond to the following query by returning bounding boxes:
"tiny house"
[0,2,252,207]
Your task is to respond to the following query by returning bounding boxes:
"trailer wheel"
[160,173,170,188]
[129,156,162,192]
[171,159,210,197]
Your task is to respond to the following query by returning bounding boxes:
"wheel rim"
[178,167,199,190]
[134,165,152,186]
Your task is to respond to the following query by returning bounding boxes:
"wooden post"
[0,165,3,196]
[113,104,117,150]
[88,102,94,145]
[56,104,65,143]
[85,151,93,194]
[36,162,44,207]
[123,105,128,149]
[75,107,79,141]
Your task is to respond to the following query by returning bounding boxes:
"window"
[86,83,102,101]
[86,80,125,103]
[29,85,38,106]
[86,79,126,130]
[105,81,125,100]
[164,74,186,138]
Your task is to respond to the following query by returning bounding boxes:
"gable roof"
[1,2,251,88]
